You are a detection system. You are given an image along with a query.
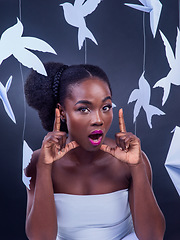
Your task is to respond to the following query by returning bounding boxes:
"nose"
[91,111,103,126]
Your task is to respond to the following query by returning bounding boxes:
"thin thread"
[134,12,146,136]
[19,0,22,21]
[134,120,137,136]
[85,38,87,64]
[142,12,146,72]
[19,0,26,144]
[19,64,27,143]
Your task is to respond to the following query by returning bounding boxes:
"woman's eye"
[102,105,112,112]
[78,107,90,113]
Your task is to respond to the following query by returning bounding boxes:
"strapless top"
[54,189,135,240]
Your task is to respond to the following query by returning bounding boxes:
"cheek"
[66,114,88,135]
[105,112,113,130]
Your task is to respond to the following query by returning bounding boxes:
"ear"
[57,103,66,121]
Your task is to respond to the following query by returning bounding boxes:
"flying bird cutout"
[165,126,180,196]
[153,29,180,105]
[128,72,165,128]
[0,76,16,123]
[22,140,33,190]
[124,0,162,38]
[60,0,102,50]
[0,18,57,76]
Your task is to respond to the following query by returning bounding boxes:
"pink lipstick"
[88,130,103,146]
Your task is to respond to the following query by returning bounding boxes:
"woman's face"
[63,77,113,151]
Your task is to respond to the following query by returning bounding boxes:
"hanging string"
[19,0,27,144]
[134,12,146,136]
[84,38,87,64]
[142,12,146,73]
[19,0,22,21]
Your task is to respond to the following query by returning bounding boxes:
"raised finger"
[119,108,126,133]
[53,108,61,132]
[56,141,79,159]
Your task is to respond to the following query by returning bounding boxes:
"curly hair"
[24,62,112,132]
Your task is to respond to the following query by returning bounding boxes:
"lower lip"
[89,136,103,146]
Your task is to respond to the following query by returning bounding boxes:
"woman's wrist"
[128,155,147,178]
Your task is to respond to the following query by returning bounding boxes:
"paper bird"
[128,72,165,128]
[165,126,180,196]
[0,18,57,76]
[0,76,16,123]
[60,0,102,50]
[125,0,162,38]
[153,29,180,105]
[22,140,33,190]
[112,102,116,108]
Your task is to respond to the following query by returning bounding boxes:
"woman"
[24,62,165,240]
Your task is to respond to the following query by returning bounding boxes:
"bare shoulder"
[24,149,41,178]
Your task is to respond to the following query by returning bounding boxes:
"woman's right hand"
[39,108,79,165]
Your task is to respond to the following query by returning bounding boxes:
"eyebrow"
[75,96,112,105]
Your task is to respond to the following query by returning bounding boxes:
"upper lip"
[89,130,103,135]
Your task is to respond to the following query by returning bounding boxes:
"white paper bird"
[60,0,102,50]
[153,29,180,105]
[128,72,165,128]
[0,76,16,123]
[22,140,33,190]
[165,126,180,196]
[124,0,162,38]
[0,18,57,76]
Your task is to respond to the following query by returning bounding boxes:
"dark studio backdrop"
[0,0,179,239]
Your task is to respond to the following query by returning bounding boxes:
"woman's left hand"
[100,109,142,165]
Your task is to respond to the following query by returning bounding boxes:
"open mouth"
[88,130,103,146]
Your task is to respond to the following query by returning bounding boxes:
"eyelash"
[102,104,112,112]
[77,107,90,113]
[77,104,112,113]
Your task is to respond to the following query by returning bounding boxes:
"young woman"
[24,62,165,240]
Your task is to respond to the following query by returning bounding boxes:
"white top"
[54,188,135,240]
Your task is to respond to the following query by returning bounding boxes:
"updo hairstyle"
[24,62,112,132]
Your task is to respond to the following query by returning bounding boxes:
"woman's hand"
[39,108,78,165]
[100,109,142,165]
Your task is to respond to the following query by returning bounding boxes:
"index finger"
[53,108,61,131]
[119,108,126,132]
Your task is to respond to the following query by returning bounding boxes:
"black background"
[0,0,179,239]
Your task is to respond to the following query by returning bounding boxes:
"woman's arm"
[100,109,165,240]
[25,108,78,240]
[128,152,166,240]
[25,151,58,240]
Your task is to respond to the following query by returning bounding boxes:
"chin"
[77,142,101,152]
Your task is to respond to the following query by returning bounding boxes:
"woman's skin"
[25,77,165,240]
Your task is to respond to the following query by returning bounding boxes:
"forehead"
[67,77,111,102]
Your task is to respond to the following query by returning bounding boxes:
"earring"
[61,117,66,123]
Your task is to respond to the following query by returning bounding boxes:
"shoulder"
[24,149,41,178]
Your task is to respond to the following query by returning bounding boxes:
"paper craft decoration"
[0,76,16,123]
[22,140,33,190]
[0,18,56,76]
[124,0,162,38]
[112,102,116,108]
[128,72,165,128]
[153,29,180,105]
[165,126,180,196]
[60,0,102,50]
